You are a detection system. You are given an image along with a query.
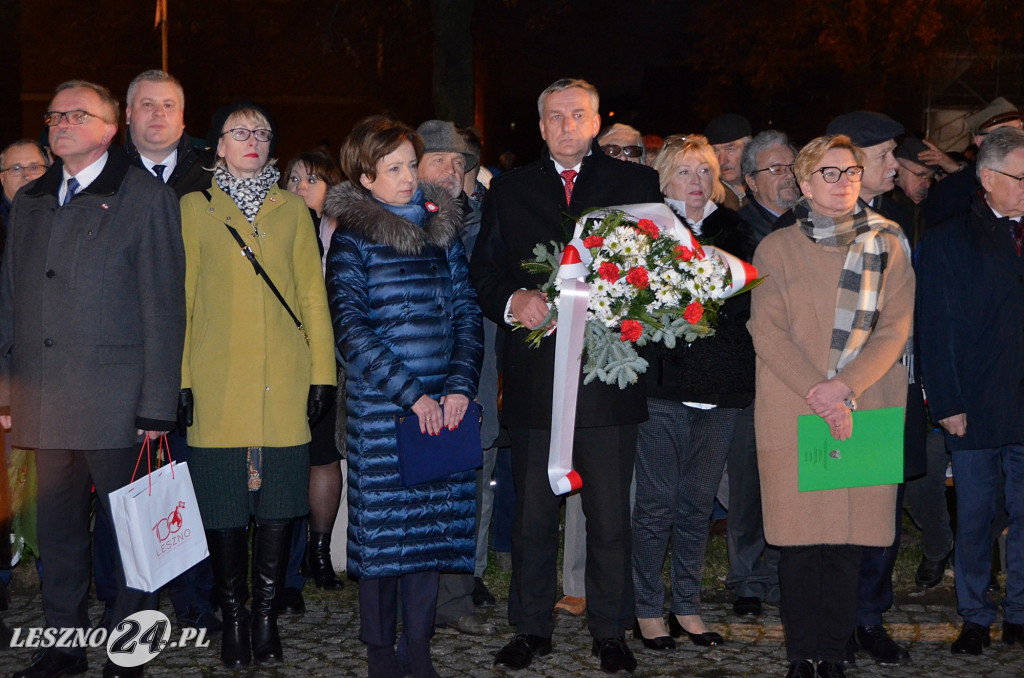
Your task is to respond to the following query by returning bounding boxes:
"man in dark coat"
[826,111,926,666]
[85,69,217,637]
[471,78,661,674]
[917,127,1024,655]
[0,80,185,678]
[923,97,1022,229]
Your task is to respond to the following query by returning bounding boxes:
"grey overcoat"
[0,146,185,450]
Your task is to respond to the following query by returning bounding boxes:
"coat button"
[45,270,55,278]
[399,268,405,274]
[43,338,53,347]
[431,264,438,272]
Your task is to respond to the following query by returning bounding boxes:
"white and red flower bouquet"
[521,202,761,389]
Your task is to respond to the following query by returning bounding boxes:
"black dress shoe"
[276,586,305,616]
[102,661,144,678]
[733,596,762,617]
[784,660,816,678]
[855,625,910,664]
[951,621,990,655]
[915,553,948,589]
[472,576,496,608]
[816,660,846,678]
[1003,621,1024,648]
[591,637,637,674]
[667,613,724,646]
[493,633,552,671]
[841,633,857,666]
[631,619,675,651]
[12,648,88,678]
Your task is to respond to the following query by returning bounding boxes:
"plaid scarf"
[794,198,913,381]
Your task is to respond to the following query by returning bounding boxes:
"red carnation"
[636,219,659,239]
[625,266,650,289]
[583,235,604,249]
[599,262,620,283]
[620,319,643,342]
[684,301,704,324]
[675,245,694,262]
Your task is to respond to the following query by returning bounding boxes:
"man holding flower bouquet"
[470,78,661,675]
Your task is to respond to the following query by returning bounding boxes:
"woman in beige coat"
[179,102,336,669]
[748,135,914,678]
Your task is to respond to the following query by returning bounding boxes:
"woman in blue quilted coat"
[324,115,483,678]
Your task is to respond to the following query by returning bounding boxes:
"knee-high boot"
[206,527,251,668]
[251,519,291,664]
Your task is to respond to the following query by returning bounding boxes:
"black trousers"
[36,447,158,656]
[359,570,440,646]
[508,425,636,640]
[778,544,860,662]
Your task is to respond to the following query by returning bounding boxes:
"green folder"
[797,407,904,492]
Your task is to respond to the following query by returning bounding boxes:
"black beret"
[826,111,904,148]
[206,100,278,158]
[703,114,752,145]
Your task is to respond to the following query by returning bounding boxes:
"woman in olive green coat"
[178,101,335,669]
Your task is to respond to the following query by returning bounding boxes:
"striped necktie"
[61,177,80,206]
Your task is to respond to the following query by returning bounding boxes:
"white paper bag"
[109,457,209,592]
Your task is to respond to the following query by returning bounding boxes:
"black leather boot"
[251,520,291,664]
[306,531,344,590]
[206,528,251,668]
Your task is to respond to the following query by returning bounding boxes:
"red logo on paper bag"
[153,501,188,543]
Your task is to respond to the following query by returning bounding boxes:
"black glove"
[307,385,335,428]
[176,388,194,438]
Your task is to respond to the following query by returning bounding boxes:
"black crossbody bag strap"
[202,189,308,344]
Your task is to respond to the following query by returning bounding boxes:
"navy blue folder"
[395,400,483,487]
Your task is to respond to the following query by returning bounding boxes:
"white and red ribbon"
[544,203,757,496]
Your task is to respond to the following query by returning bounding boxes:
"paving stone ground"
[3,565,1024,677]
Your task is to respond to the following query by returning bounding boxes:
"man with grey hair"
[2,80,184,678]
[918,126,1024,656]
[723,131,798,621]
[472,77,660,674]
[0,139,49,248]
[737,130,798,247]
[598,123,645,164]
[704,113,752,211]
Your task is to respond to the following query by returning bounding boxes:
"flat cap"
[703,114,751,145]
[826,111,904,148]
[416,120,478,169]
[964,97,1021,135]
[895,137,941,173]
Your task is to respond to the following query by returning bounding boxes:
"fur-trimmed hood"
[323,181,462,255]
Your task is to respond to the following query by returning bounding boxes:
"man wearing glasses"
[918,126,1024,656]
[0,140,49,245]
[1,80,184,678]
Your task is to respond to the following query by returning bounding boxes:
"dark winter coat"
[0,146,185,448]
[470,141,662,428]
[645,205,755,407]
[917,195,1024,452]
[323,182,483,579]
[125,133,214,198]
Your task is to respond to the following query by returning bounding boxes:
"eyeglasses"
[813,165,864,183]
[0,163,47,178]
[43,110,110,126]
[601,144,643,159]
[897,162,935,181]
[990,168,1024,189]
[223,128,274,143]
[750,164,794,177]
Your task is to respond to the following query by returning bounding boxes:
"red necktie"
[560,169,577,205]
[1014,219,1024,256]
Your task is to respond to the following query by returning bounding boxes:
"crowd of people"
[0,71,1022,678]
